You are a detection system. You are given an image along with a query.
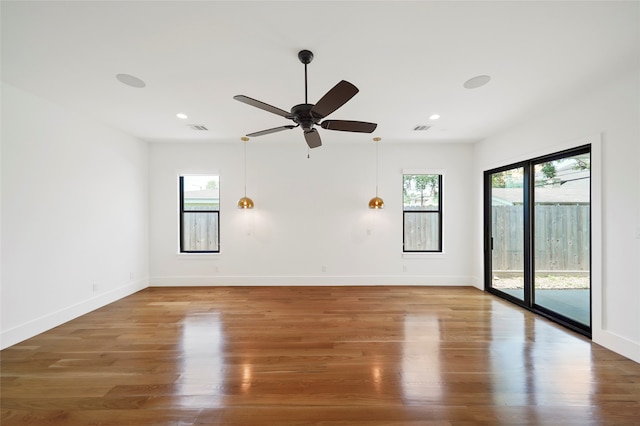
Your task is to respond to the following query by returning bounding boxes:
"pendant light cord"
[375,139,379,197]
[243,139,248,197]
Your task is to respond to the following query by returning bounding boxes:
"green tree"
[541,162,556,180]
[403,175,439,207]
[573,158,590,170]
[206,180,218,189]
[491,173,506,188]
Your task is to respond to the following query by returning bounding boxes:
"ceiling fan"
[234,50,377,149]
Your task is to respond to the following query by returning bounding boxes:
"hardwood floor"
[2,286,639,425]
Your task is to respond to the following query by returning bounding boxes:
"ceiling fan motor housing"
[290,103,321,131]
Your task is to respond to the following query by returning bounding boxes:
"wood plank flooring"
[2,286,640,425]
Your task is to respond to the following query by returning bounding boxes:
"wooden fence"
[183,212,219,251]
[404,212,439,251]
[492,205,590,272]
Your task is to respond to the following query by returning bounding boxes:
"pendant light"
[368,137,384,209]
[237,137,254,209]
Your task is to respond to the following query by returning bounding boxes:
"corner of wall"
[0,279,147,350]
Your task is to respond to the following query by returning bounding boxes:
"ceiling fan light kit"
[234,50,377,149]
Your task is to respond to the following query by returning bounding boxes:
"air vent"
[413,125,431,131]
[188,124,208,131]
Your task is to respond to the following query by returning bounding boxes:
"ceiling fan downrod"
[298,50,314,104]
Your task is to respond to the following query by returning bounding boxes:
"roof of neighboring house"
[184,189,219,200]
[493,170,590,204]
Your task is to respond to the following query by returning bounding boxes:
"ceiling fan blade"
[320,120,377,133]
[246,125,297,137]
[304,128,322,149]
[233,95,291,118]
[310,80,359,119]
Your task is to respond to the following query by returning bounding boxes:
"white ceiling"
[2,1,638,145]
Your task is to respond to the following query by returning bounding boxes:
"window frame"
[179,175,220,254]
[402,172,443,253]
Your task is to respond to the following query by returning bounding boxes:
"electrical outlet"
[129,272,135,280]
[636,226,640,239]
[402,265,407,273]
[321,265,327,273]
[92,283,99,293]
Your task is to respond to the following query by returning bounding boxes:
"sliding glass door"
[485,146,591,336]
[532,152,590,327]
[487,166,527,303]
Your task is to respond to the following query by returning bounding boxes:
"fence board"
[492,205,589,271]
[183,212,219,251]
[404,212,439,251]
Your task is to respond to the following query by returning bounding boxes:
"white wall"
[0,83,149,349]
[149,140,475,286]
[472,66,640,362]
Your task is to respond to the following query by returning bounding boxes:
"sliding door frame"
[484,144,592,338]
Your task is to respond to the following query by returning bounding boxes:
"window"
[403,174,442,252]
[179,175,220,253]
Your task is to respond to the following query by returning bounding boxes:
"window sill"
[402,252,445,258]
[176,252,220,259]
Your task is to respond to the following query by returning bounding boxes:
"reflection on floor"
[4,286,634,425]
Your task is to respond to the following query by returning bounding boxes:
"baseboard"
[0,280,148,350]
[149,275,474,287]
[470,275,484,290]
[593,329,640,363]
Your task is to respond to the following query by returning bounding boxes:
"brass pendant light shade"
[368,196,384,209]
[369,137,384,209]
[237,196,254,209]
[238,137,254,209]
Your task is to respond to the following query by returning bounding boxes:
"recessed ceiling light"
[464,75,491,89]
[116,73,146,88]
[429,114,440,120]
[176,113,188,119]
